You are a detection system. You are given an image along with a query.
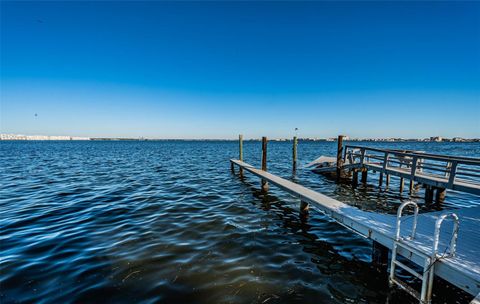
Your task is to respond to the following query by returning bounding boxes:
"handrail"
[432,213,459,258]
[395,201,419,241]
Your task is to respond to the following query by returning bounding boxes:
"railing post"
[360,148,366,165]
[409,156,418,194]
[445,162,452,178]
[239,134,244,177]
[447,161,458,188]
[379,152,389,187]
[292,136,298,173]
[336,135,344,182]
[261,136,269,192]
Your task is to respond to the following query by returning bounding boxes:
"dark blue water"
[1,141,479,303]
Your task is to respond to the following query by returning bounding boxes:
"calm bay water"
[1,141,479,303]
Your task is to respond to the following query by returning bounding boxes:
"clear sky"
[1,1,479,139]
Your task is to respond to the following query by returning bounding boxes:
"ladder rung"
[394,260,423,280]
[391,277,421,300]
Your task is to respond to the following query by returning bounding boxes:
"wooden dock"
[342,145,480,196]
[230,158,480,302]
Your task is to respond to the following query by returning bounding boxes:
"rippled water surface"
[1,141,479,303]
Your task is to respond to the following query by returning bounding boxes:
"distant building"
[0,134,90,140]
[430,136,443,142]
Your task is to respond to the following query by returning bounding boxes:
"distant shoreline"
[1,134,479,143]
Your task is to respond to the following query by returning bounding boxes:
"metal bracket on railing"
[395,201,419,241]
[432,213,459,258]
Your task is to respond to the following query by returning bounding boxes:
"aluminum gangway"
[230,159,480,303]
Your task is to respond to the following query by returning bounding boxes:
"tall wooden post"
[292,136,298,173]
[385,174,390,187]
[336,135,344,182]
[261,137,269,192]
[239,134,244,177]
[379,172,384,187]
[399,177,404,193]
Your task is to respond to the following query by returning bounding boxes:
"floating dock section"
[230,159,480,302]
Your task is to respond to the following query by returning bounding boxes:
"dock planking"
[230,159,480,299]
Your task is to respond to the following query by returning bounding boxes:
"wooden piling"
[352,169,359,188]
[409,180,415,194]
[425,185,434,205]
[300,200,309,213]
[336,135,344,182]
[261,136,269,192]
[361,169,368,184]
[292,136,298,173]
[372,241,389,274]
[239,134,244,177]
[379,172,384,187]
[385,174,390,187]
[399,177,404,193]
[435,187,446,205]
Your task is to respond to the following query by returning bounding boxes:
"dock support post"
[300,200,309,214]
[261,136,269,192]
[352,169,359,188]
[385,174,390,188]
[336,135,344,182]
[409,180,415,194]
[292,136,298,173]
[230,161,234,173]
[435,187,446,205]
[372,241,389,274]
[379,172,384,187]
[361,169,368,184]
[425,185,434,206]
[399,177,404,193]
[239,134,243,177]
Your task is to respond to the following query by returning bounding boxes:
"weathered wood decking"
[230,159,480,298]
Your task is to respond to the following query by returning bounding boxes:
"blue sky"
[1,1,479,139]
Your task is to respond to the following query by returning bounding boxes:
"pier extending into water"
[230,135,480,303]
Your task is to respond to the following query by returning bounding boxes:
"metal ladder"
[389,201,459,304]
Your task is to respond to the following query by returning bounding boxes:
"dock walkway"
[230,159,480,299]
